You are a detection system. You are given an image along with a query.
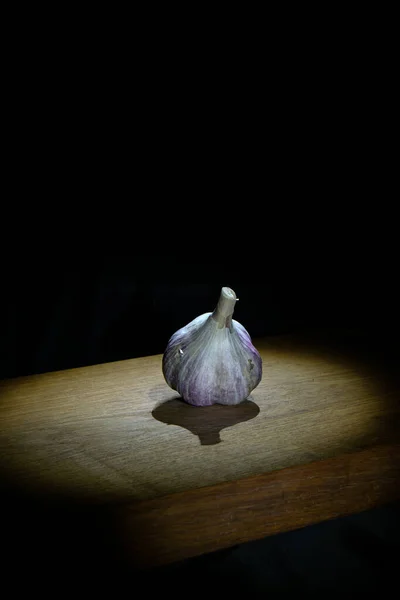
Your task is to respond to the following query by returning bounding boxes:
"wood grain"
[0,334,399,503]
[117,443,400,568]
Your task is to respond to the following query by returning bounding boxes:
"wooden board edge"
[116,443,400,568]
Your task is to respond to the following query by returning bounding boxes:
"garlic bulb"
[162,287,262,406]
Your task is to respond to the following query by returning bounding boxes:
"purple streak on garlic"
[162,287,262,406]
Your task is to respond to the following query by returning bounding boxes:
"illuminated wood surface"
[1,332,399,566]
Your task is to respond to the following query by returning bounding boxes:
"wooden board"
[0,333,398,505]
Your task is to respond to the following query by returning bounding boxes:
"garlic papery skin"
[162,287,262,406]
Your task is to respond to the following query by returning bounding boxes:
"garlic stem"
[212,287,237,328]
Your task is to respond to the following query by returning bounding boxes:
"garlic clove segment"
[162,287,262,406]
